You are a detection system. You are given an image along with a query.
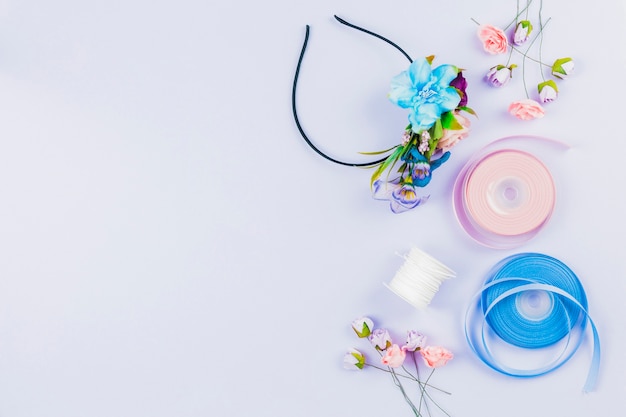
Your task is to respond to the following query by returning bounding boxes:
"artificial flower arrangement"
[474,0,574,120]
[292,17,475,213]
[370,56,475,213]
[344,317,453,417]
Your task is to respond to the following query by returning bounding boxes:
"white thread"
[384,248,456,310]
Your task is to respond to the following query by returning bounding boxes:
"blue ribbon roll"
[464,253,601,392]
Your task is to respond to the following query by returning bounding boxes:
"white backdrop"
[0,0,624,416]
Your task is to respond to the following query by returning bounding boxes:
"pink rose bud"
[381,344,406,368]
[404,330,427,351]
[477,24,508,54]
[343,348,366,370]
[420,346,454,368]
[437,112,471,152]
[551,57,574,79]
[351,317,374,338]
[486,64,516,87]
[508,99,545,120]
[538,80,559,103]
[513,20,533,45]
[368,328,392,351]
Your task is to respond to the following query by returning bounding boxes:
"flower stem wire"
[292,16,414,168]
[519,15,552,98]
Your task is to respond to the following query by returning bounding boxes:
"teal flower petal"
[389,71,417,108]
[431,64,459,88]
[389,58,464,133]
[409,103,440,132]
[438,87,462,112]
[408,58,433,89]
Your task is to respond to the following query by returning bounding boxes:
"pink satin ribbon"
[453,136,569,249]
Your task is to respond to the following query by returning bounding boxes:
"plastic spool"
[453,135,569,249]
[464,253,601,392]
[384,248,456,309]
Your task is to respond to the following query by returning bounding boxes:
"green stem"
[364,362,450,393]
[413,353,432,417]
[538,0,546,82]
[504,0,534,30]
[510,47,550,66]
[365,364,417,381]
[505,44,515,66]
[390,367,422,417]
[518,15,552,98]
[420,369,453,417]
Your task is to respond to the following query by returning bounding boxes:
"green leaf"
[537,79,558,93]
[441,111,462,130]
[458,106,477,117]
[432,119,443,140]
[369,146,404,188]
[359,144,402,156]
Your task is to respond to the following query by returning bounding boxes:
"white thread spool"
[384,248,456,309]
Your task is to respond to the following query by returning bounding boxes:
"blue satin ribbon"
[464,253,601,392]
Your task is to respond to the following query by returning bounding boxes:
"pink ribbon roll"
[453,136,569,249]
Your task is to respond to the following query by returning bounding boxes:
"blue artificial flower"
[389,58,462,133]
[400,148,451,188]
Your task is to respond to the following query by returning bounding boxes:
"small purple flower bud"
[351,317,374,338]
[449,71,468,107]
[405,331,427,351]
[343,348,366,370]
[418,131,430,153]
[413,162,430,180]
[368,328,392,351]
[551,58,574,79]
[486,65,516,87]
[538,80,558,103]
[513,20,533,45]
[401,131,412,146]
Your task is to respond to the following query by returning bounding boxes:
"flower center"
[418,88,437,100]
[400,187,417,200]
[413,162,431,179]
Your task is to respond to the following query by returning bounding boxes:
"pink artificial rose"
[381,344,406,368]
[437,112,471,152]
[508,99,545,120]
[477,24,508,54]
[420,346,453,368]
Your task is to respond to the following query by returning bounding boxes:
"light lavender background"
[0,0,624,416]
